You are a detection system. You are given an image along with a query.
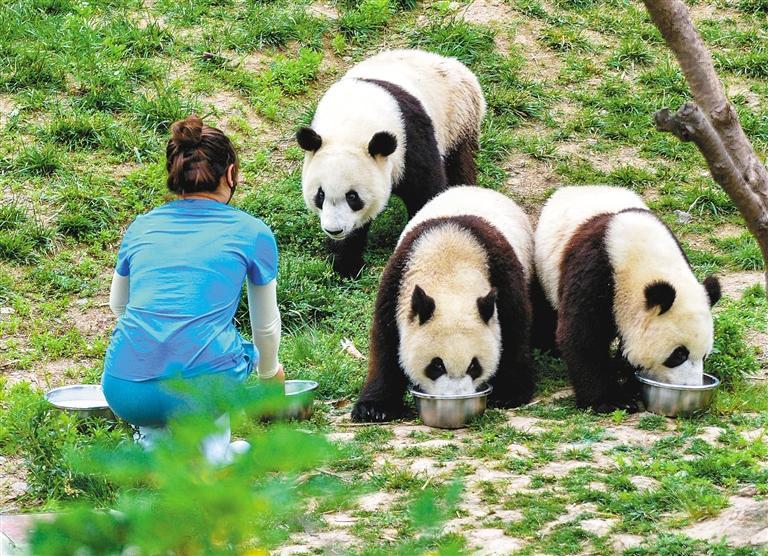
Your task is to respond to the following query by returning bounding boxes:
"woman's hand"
[260,364,285,383]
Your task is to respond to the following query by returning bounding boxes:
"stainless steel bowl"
[45,384,114,419]
[282,380,318,420]
[635,372,720,417]
[250,379,318,421]
[410,385,492,429]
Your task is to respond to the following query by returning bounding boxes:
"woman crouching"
[102,115,282,463]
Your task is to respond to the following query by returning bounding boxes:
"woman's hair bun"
[171,114,204,149]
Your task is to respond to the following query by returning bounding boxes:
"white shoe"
[135,426,168,451]
[228,440,251,456]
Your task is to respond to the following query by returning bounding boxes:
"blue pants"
[102,345,255,427]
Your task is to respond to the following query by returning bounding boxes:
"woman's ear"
[226,164,236,188]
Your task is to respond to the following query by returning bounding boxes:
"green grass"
[1,0,768,552]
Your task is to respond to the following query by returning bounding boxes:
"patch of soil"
[357,490,399,512]
[506,414,547,434]
[459,0,515,26]
[503,154,557,218]
[684,496,768,547]
[279,529,359,555]
[511,20,563,81]
[0,96,17,128]
[463,527,525,555]
[66,302,114,341]
[0,456,28,513]
[307,3,338,20]
[714,223,748,239]
[4,358,85,390]
[718,271,765,300]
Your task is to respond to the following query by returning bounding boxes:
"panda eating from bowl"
[351,186,537,422]
[533,185,723,412]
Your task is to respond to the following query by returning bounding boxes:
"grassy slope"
[0,0,767,553]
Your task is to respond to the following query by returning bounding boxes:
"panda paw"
[351,400,404,422]
[591,399,640,414]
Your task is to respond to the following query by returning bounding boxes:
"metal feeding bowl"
[410,385,492,429]
[250,379,318,421]
[45,384,114,419]
[635,372,720,417]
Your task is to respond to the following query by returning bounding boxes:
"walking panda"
[352,187,536,422]
[533,186,722,412]
[296,49,486,278]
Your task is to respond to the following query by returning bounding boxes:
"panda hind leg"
[443,135,479,186]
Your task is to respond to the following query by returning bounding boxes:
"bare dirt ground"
[268,406,768,554]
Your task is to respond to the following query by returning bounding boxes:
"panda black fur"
[533,186,722,412]
[352,187,536,422]
[296,49,486,278]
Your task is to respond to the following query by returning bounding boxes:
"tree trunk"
[643,0,768,291]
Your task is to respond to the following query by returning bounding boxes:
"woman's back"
[104,199,277,381]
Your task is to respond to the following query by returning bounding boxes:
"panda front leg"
[556,296,633,413]
[351,279,409,422]
[329,223,370,279]
[351,323,409,422]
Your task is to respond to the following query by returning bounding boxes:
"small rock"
[738,485,758,497]
[674,210,693,224]
[0,307,14,315]
[698,426,724,444]
[629,475,658,491]
[741,428,766,443]
[580,518,616,537]
[75,298,89,306]
[10,481,27,497]
[685,496,768,547]
[588,481,608,492]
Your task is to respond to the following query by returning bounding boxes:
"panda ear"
[411,285,435,325]
[645,280,676,315]
[368,131,397,158]
[703,275,722,307]
[296,127,322,152]
[477,288,497,323]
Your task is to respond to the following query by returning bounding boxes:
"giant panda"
[296,49,486,278]
[351,186,536,422]
[533,185,722,412]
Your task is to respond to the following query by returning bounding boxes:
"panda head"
[399,284,502,396]
[628,275,722,385]
[296,127,398,240]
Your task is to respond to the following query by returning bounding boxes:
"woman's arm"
[246,278,281,379]
[109,271,130,317]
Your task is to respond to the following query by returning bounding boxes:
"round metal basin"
[410,385,492,429]
[45,384,114,419]
[635,372,720,417]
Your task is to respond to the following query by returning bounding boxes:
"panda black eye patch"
[346,190,364,211]
[663,346,689,368]
[314,187,325,209]
[466,357,483,380]
[425,358,446,381]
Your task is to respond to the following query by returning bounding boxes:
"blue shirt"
[104,199,278,382]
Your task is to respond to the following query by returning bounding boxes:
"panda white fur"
[296,49,486,278]
[533,185,722,412]
[352,187,536,422]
